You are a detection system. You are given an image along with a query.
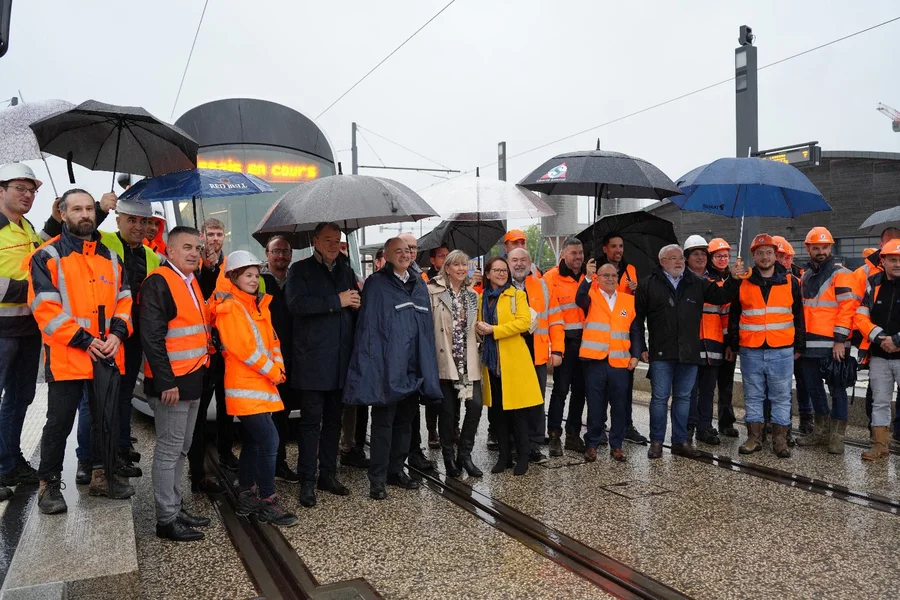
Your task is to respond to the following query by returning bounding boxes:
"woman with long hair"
[214,250,297,527]
[427,250,483,477]
[476,256,544,475]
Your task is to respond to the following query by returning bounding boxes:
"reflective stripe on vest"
[39,244,109,337]
[579,288,635,367]
[144,267,210,378]
[218,292,279,377]
[224,388,282,403]
[738,280,794,348]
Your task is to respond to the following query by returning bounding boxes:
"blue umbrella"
[670,157,830,218]
[119,168,274,226]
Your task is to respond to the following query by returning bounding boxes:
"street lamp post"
[735,25,759,261]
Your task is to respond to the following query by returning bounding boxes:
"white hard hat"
[225,250,263,275]
[0,163,43,189]
[683,235,708,253]
[150,202,165,221]
[116,197,153,218]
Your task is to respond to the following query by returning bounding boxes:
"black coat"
[285,252,359,391]
[635,267,740,364]
[261,272,292,367]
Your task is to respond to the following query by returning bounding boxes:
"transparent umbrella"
[421,176,556,221]
[0,99,75,195]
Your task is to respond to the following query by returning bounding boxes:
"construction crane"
[876,103,900,132]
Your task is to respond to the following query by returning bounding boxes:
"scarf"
[481,281,510,377]
[447,285,475,401]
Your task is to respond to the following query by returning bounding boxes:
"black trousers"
[39,380,102,480]
[353,405,368,449]
[438,380,483,459]
[368,395,417,486]
[717,358,737,429]
[488,373,529,462]
[296,389,343,484]
[117,334,143,449]
[547,338,586,437]
[527,364,548,451]
[188,355,231,482]
[689,365,719,431]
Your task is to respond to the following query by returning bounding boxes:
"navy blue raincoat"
[343,265,442,406]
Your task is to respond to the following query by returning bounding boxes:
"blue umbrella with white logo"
[119,168,274,226]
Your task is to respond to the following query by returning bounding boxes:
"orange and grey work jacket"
[27,226,133,380]
[800,255,859,358]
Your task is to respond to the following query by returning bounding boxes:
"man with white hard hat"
[0,163,44,495]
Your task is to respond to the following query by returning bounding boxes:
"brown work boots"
[862,427,891,461]
[739,422,764,455]
[88,468,136,499]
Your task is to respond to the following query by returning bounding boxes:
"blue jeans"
[0,334,42,475]
[76,387,93,462]
[798,357,849,421]
[741,347,794,426]
[583,359,630,449]
[648,360,698,445]
[238,412,279,499]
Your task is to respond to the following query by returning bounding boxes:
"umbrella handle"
[98,305,107,341]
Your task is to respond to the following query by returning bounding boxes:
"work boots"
[796,415,829,447]
[862,427,891,461]
[828,419,847,455]
[38,479,67,515]
[798,413,815,435]
[88,468,136,499]
[739,422,764,455]
[772,424,791,458]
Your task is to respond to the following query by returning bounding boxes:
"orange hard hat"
[707,238,731,253]
[750,233,778,252]
[862,248,878,259]
[880,240,900,256]
[771,235,795,256]
[504,229,526,243]
[805,226,834,245]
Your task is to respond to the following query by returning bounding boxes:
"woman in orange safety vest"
[214,251,296,527]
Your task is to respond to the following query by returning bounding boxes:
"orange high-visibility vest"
[523,276,551,366]
[143,266,211,379]
[579,284,636,368]
[738,279,795,348]
[548,271,585,354]
[215,282,285,417]
[616,263,638,296]
[700,277,727,365]
[801,262,858,353]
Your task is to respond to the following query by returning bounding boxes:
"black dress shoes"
[317,475,350,496]
[407,451,435,471]
[299,482,317,507]
[647,440,663,459]
[156,520,204,542]
[670,442,699,458]
[369,484,387,500]
[386,472,420,489]
[177,509,211,528]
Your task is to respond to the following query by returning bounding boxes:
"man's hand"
[627,357,639,371]
[203,246,220,270]
[832,341,846,361]
[87,338,106,362]
[51,198,62,222]
[161,387,180,405]
[880,337,900,353]
[550,354,562,368]
[585,258,597,278]
[98,334,121,358]
[627,279,638,292]
[725,347,735,362]
[641,351,649,363]
[472,269,483,287]
[339,289,361,309]
[730,261,748,279]
[99,192,118,213]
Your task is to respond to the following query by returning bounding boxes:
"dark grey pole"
[351,122,364,245]
[735,25,758,261]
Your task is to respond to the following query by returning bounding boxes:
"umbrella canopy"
[519,150,682,200]
[420,178,556,221]
[119,168,274,202]
[670,157,830,218]
[29,100,198,179]
[859,206,900,235]
[253,174,438,248]
[0,99,75,163]
[416,219,505,267]
[576,210,677,281]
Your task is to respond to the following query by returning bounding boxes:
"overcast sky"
[2,0,898,243]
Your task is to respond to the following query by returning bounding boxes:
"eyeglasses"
[490,269,509,274]
[268,249,291,256]
[4,184,38,195]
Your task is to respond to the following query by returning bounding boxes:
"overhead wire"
[415,15,900,192]
[316,0,457,119]
[356,128,386,166]
[170,0,210,120]
[358,125,453,170]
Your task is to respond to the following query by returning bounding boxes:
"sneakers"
[624,426,648,445]
[275,462,300,483]
[0,462,39,486]
[236,487,262,516]
[257,494,298,527]
[38,479,67,514]
[76,460,93,486]
[548,432,563,457]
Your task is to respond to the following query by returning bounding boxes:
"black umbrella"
[253,175,438,248]
[29,100,198,190]
[415,219,505,267]
[92,305,121,491]
[576,211,677,282]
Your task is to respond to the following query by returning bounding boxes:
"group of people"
[1,160,897,544]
